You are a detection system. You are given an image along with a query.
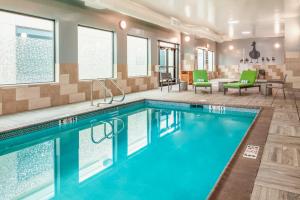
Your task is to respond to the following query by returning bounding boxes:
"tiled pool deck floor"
[1,86,300,200]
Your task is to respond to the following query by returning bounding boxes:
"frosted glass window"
[79,123,113,182]
[197,49,205,70]
[127,36,148,77]
[168,50,174,67]
[208,50,214,72]
[127,110,148,155]
[0,11,55,85]
[159,48,167,66]
[78,26,114,79]
[0,141,55,199]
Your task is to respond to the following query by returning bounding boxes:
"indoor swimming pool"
[0,100,258,200]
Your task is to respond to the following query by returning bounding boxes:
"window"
[197,48,205,70]
[159,48,167,68]
[0,11,55,85]
[79,124,113,182]
[78,26,114,79]
[208,50,214,72]
[127,35,149,77]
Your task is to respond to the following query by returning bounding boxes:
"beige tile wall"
[217,64,285,80]
[0,63,158,115]
[217,51,300,89]
[285,52,300,88]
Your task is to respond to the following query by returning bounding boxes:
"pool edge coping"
[0,98,261,135]
[0,99,145,137]
[207,105,264,199]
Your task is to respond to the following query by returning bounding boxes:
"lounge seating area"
[161,69,291,100]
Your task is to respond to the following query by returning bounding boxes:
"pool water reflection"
[0,102,257,200]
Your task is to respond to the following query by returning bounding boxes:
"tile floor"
[0,86,300,200]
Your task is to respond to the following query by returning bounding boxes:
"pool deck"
[0,86,300,199]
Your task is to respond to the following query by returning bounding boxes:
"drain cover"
[243,145,260,159]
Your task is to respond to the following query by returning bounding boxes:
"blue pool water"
[0,100,258,200]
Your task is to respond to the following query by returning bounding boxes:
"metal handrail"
[90,79,113,106]
[108,79,125,102]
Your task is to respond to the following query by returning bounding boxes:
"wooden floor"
[251,99,300,199]
[210,107,273,200]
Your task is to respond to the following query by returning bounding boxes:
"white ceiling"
[82,0,300,42]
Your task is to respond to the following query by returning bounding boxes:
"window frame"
[197,48,205,70]
[127,34,149,77]
[0,9,56,86]
[77,24,115,80]
[208,50,214,72]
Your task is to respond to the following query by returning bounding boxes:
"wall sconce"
[184,35,190,42]
[228,45,234,50]
[119,20,127,30]
[274,43,280,49]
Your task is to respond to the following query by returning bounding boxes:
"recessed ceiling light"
[241,31,251,35]
[228,20,239,24]
[228,45,234,50]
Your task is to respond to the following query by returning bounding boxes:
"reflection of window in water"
[79,122,113,182]
[159,110,180,137]
[0,141,55,200]
[127,110,148,156]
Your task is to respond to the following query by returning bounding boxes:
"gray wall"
[180,33,217,71]
[217,37,285,66]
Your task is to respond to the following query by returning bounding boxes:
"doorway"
[158,41,179,86]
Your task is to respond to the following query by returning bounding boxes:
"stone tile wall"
[217,64,285,80]
[217,53,300,89]
[0,64,158,115]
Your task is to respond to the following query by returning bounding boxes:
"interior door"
[159,47,177,85]
[167,48,176,80]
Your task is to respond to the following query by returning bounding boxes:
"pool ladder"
[90,78,125,107]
